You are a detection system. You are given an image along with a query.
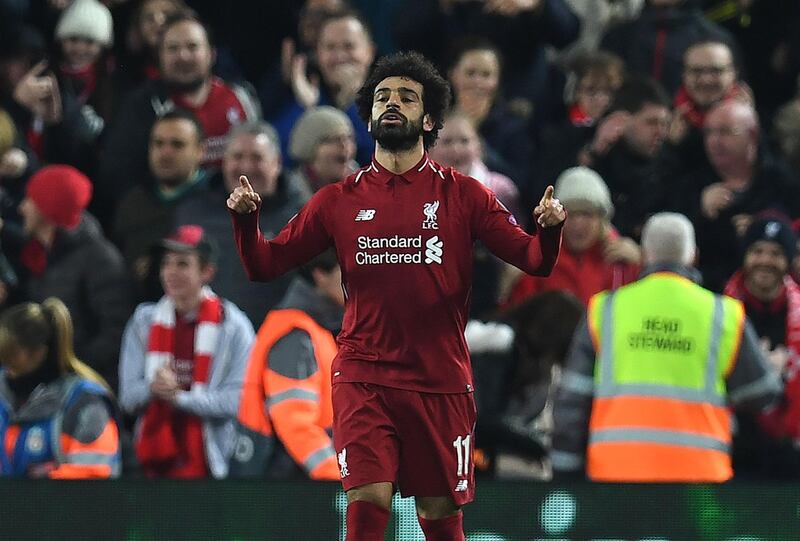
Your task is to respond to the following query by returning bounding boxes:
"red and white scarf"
[135,287,222,474]
[725,271,800,439]
[144,286,222,385]
[673,82,751,129]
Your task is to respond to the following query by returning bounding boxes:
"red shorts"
[332,382,477,506]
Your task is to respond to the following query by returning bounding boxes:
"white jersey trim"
[429,162,445,179]
[355,163,378,184]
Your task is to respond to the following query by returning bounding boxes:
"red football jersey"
[173,77,257,167]
[232,154,563,393]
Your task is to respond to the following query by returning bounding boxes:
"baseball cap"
[160,225,218,264]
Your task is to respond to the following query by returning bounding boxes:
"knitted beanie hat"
[554,166,614,219]
[742,216,797,261]
[55,0,114,47]
[289,106,353,162]
[26,165,92,230]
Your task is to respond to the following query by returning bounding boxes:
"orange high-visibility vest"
[586,272,745,482]
[238,308,338,480]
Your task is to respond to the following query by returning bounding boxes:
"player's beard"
[371,113,424,152]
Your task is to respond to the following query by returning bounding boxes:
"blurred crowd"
[1,0,800,481]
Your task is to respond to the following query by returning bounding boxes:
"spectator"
[551,212,781,481]
[0,298,121,479]
[258,0,346,119]
[0,109,32,305]
[678,100,800,292]
[536,51,625,197]
[272,8,375,166]
[447,39,531,183]
[505,167,640,308]
[430,111,520,219]
[53,0,115,139]
[772,90,800,173]
[113,109,209,290]
[287,105,357,199]
[470,290,584,480]
[601,0,734,96]
[99,10,260,201]
[564,51,625,128]
[724,217,800,478]
[233,249,344,479]
[4,25,101,173]
[11,165,133,391]
[116,0,188,94]
[0,107,35,207]
[671,39,749,137]
[725,217,799,368]
[176,121,307,326]
[0,25,46,102]
[665,39,751,176]
[578,76,672,238]
[119,225,254,479]
[393,0,580,113]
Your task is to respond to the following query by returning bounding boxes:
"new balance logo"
[355,209,376,221]
[454,480,468,492]
[425,236,443,264]
[338,448,350,478]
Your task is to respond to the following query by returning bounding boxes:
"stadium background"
[3,480,798,540]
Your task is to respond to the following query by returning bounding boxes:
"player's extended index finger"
[542,185,554,206]
[239,175,253,192]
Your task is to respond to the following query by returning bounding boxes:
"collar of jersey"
[368,153,432,184]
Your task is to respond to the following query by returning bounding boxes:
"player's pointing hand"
[227,175,261,214]
[533,185,566,228]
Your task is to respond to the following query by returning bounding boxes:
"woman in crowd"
[0,298,120,478]
[448,38,531,184]
[116,0,188,93]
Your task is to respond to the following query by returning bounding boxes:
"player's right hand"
[227,175,261,214]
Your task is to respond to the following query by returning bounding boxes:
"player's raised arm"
[471,179,564,277]
[229,175,333,282]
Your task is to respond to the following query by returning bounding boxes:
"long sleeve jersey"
[232,154,563,393]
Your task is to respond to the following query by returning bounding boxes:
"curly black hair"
[355,51,451,150]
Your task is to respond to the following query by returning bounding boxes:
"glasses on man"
[684,65,733,78]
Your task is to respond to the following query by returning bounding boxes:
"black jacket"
[601,4,735,95]
[674,147,800,292]
[21,213,134,391]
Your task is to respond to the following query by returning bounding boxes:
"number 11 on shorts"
[452,434,471,476]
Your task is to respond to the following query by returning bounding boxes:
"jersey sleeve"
[465,175,563,276]
[231,186,335,281]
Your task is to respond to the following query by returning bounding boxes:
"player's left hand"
[533,185,566,227]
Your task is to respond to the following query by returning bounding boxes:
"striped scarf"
[136,287,222,476]
[144,287,222,385]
